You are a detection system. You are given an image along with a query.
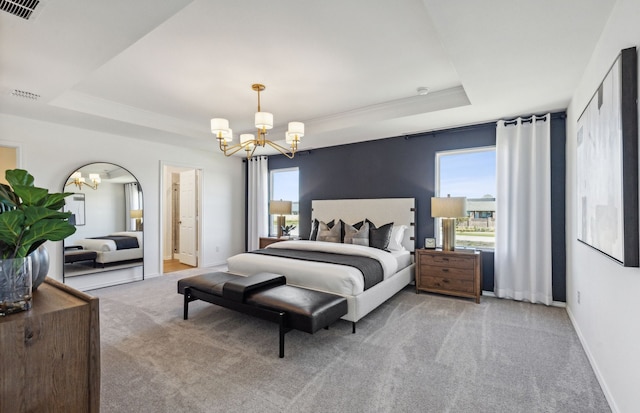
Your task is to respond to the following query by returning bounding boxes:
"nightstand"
[259,237,287,249]
[415,249,482,303]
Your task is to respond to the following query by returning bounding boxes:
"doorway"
[0,142,20,181]
[161,163,202,274]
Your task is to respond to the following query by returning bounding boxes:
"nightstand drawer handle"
[441,268,449,272]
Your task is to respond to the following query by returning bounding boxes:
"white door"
[178,169,197,266]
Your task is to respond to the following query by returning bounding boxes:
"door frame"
[159,161,203,274]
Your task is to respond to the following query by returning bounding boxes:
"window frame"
[435,145,496,250]
[269,167,300,237]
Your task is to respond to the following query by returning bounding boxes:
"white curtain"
[247,156,269,251]
[495,114,552,305]
[124,182,143,231]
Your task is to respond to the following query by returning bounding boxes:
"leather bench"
[64,249,98,267]
[177,272,348,357]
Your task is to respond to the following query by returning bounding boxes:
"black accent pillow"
[310,219,319,241]
[367,220,394,251]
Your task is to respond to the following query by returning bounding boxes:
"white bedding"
[226,240,409,296]
[74,231,142,252]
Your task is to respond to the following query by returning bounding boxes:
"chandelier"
[211,84,304,159]
[65,171,101,190]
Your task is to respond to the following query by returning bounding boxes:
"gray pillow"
[317,220,341,243]
[310,219,334,241]
[344,221,369,246]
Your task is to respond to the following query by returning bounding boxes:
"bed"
[227,198,415,324]
[72,231,143,265]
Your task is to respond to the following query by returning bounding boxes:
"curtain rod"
[502,112,565,126]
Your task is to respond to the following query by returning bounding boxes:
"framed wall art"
[65,193,86,226]
[576,47,638,267]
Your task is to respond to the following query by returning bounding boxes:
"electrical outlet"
[577,291,581,304]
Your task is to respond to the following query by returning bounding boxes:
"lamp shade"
[211,118,232,142]
[211,118,229,132]
[255,112,273,130]
[286,122,304,143]
[431,196,467,218]
[130,209,143,219]
[269,200,292,215]
[240,134,255,148]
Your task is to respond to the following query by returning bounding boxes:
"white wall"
[566,1,640,411]
[66,181,126,244]
[0,113,245,288]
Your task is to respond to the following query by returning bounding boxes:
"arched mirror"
[62,163,143,282]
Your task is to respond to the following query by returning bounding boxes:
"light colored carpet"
[90,268,610,413]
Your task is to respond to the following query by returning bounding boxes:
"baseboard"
[200,260,228,269]
[481,290,566,307]
[67,267,144,292]
[566,306,618,413]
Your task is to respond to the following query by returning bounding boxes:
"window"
[269,167,299,237]
[436,147,496,249]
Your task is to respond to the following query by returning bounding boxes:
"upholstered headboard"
[311,198,416,251]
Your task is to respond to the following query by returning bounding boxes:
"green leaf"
[43,192,74,209]
[26,239,46,257]
[12,185,48,206]
[0,210,24,246]
[22,205,72,226]
[18,220,76,258]
[6,169,34,188]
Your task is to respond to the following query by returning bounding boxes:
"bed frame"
[310,198,416,323]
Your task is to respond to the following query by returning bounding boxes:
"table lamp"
[431,195,467,251]
[269,200,292,238]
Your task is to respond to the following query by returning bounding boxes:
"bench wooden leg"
[352,322,356,334]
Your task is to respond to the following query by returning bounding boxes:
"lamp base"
[442,218,456,251]
[276,215,285,238]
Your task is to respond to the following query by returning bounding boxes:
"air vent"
[0,0,40,20]
[10,89,40,100]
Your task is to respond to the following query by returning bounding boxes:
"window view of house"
[269,167,300,237]
[436,147,496,249]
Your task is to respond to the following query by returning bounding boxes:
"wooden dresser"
[415,249,482,303]
[0,277,100,413]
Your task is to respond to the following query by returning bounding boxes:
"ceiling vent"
[10,89,40,100]
[0,0,40,20]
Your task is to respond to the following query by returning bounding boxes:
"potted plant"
[0,169,76,316]
[281,224,296,238]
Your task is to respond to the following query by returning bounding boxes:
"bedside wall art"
[576,47,638,267]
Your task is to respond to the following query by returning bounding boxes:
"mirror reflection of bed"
[62,163,144,281]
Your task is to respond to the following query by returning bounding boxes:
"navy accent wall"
[267,113,567,301]
[550,115,566,302]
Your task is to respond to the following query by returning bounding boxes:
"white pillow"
[388,225,407,251]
